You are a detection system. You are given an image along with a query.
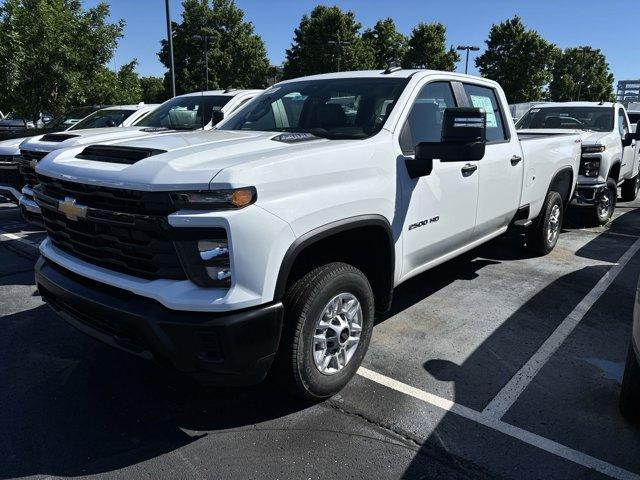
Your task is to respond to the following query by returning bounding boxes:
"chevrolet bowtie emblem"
[29,159,37,169]
[58,197,87,221]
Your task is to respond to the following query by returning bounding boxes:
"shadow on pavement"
[399,207,640,478]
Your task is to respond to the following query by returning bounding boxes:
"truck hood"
[36,130,332,191]
[18,126,164,154]
[0,136,29,156]
[518,128,607,145]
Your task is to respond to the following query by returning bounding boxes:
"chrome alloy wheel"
[547,203,561,244]
[597,189,612,220]
[313,293,363,375]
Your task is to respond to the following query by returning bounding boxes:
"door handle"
[461,163,477,176]
[510,155,522,166]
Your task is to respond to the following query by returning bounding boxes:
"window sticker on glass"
[470,95,497,128]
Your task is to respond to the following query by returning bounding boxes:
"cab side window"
[399,82,457,155]
[462,84,508,143]
[618,109,629,137]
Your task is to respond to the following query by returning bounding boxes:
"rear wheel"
[526,191,563,256]
[589,178,617,225]
[620,343,640,425]
[621,175,640,202]
[277,262,375,400]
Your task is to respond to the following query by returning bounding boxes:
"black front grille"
[35,176,187,280]
[0,166,23,190]
[38,174,176,216]
[19,150,47,188]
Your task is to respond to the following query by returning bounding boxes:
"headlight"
[170,187,256,210]
[582,144,606,154]
[0,155,19,166]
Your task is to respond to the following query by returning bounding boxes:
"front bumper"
[19,186,43,225]
[573,182,607,206]
[35,256,284,385]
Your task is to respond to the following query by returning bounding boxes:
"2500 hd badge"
[409,216,440,230]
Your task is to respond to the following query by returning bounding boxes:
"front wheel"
[621,175,640,202]
[589,178,617,225]
[526,191,563,256]
[620,344,640,425]
[278,262,375,400]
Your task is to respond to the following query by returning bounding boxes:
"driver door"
[398,81,479,279]
[619,108,636,177]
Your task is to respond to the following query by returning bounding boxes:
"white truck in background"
[33,70,581,399]
[517,102,640,224]
[17,90,260,222]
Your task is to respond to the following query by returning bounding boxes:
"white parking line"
[483,236,640,419]
[358,367,640,480]
[0,229,41,248]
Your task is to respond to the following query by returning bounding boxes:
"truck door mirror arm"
[406,107,487,178]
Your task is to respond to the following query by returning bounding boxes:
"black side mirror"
[407,108,487,178]
[211,107,224,126]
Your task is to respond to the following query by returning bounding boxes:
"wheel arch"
[548,166,574,207]
[608,160,622,183]
[274,215,395,313]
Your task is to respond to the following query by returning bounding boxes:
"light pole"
[328,40,351,72]
[457,45,480,75]
[165,0,176,97]
[193,34,215,91]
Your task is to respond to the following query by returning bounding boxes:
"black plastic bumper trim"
[35,256,284,385]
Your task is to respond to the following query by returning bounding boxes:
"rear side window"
[399,81,457,155]
[462,84,508,143]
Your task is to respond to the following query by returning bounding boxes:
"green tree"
[0,0,124,119]
[362,18,407,69]
[140,76,168,103]
[549,47,614,102]
[475,16,556,103]
[159,0,269,95]
[402,23,459,71]
[84,61,143,105]
[282,5,374,79]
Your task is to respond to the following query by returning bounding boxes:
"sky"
[88,0,638,87]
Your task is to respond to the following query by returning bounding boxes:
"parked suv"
[33,70,581,399]
[517,102,640,224]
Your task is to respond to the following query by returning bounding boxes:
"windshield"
[217,78,409,139]
[516,106,614,132]
[69,109,135,130]
[134,95,232,130]
[45,106,97,130]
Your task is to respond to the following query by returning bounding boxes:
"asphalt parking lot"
[1,197,639,480]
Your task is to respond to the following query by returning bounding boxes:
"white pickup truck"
[18,90,260,222]
[517,102,640,224]
[33,70,581,399]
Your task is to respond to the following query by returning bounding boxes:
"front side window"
[618,109,629,137]
[516,106,614,133]
[399,81,457,154]
[628,112,640,126]
[69,109,135,130]
[463,84,508,143]
[217,78,409,140]
[135,95,233,130]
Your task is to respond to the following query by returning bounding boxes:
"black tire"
[620,343,640,425]
[589,178,617,225]
[277,262,375,400]
[621,175,640,202]
[526,191,563,256]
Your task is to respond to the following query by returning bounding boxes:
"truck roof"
[177,89,263,98]
[533,101,618,109]
[276,69,498,86]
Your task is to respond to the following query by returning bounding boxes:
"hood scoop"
[41,133,80,142]
[76,145,167,165]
